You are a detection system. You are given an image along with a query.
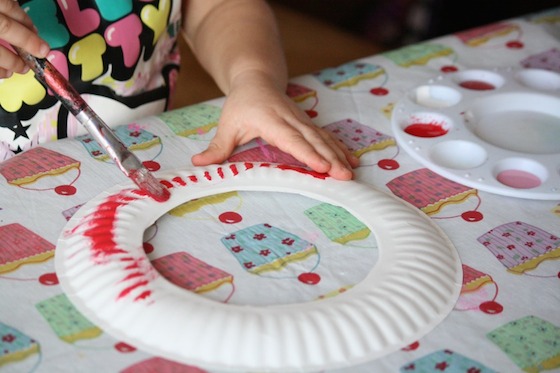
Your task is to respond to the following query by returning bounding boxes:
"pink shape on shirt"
[57,0,100,37]
[105,14,143,68]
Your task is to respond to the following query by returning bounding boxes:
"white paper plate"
[55,163,462,372]
[391,67,560,200]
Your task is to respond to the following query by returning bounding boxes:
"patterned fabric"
[1,7,559,372]
[487,316,560,373]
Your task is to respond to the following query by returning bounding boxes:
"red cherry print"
[378,159,399,170]
[115,342,136,353]
[55,185,77,196]
[219,211,242,224]
[298,272,321,285]
[305,110,318,118]
[441,65,458,73]
[39,272,59,285]
[143,242,154,254]
[506,41,523,49]
[402,341,420,351]
[479,301,503,315]
[370,87,389,96]
[461,211,483,222]
[142,160,161,171]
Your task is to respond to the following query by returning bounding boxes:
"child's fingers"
[0,0,49,74]
[0,0,35,29]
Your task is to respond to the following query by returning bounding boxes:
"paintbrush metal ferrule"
[14,46,170,202]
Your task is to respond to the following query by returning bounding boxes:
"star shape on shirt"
[10,121,31,140]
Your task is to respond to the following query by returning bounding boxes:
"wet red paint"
[172,176,186,186]
[276,164,328,179]
[402,341,420,351]
[404,122,448,138]
[74,192,156,301]
[441,65,458,73]
[81,195,136,260]
[229,164,239,175]
[129,169,170,202]
[459,80,495,90]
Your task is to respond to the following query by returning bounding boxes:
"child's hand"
[0,0,50,78]
[191,70,359,180]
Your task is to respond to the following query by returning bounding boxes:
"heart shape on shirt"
[141,0,170,44]
[58,0,101,37]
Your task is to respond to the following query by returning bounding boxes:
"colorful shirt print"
[0,0,182,160]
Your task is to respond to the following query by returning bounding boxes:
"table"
[1,7,559,373]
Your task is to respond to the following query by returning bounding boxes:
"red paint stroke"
[129,169,170,202]
[80,195,136,260]
[119,280,149,300]
[172,176,186,186]
[276,164,329,179]
[75,191,154,301]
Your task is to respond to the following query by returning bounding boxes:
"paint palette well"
[391,67,560,200]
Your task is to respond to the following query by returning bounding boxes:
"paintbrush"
[14,46,170,202]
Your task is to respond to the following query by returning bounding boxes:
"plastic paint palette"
[391,67,560,200]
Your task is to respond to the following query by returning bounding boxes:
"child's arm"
[183,0,359,180]
[0,0,50,78]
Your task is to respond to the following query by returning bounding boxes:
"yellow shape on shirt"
[69,33,107,81]
[0,70,46,112]
[141,0,170,44]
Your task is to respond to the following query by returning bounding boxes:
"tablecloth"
[1,7,560,373]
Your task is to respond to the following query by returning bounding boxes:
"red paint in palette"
[404,121,448,138]
[459,80,496,90]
